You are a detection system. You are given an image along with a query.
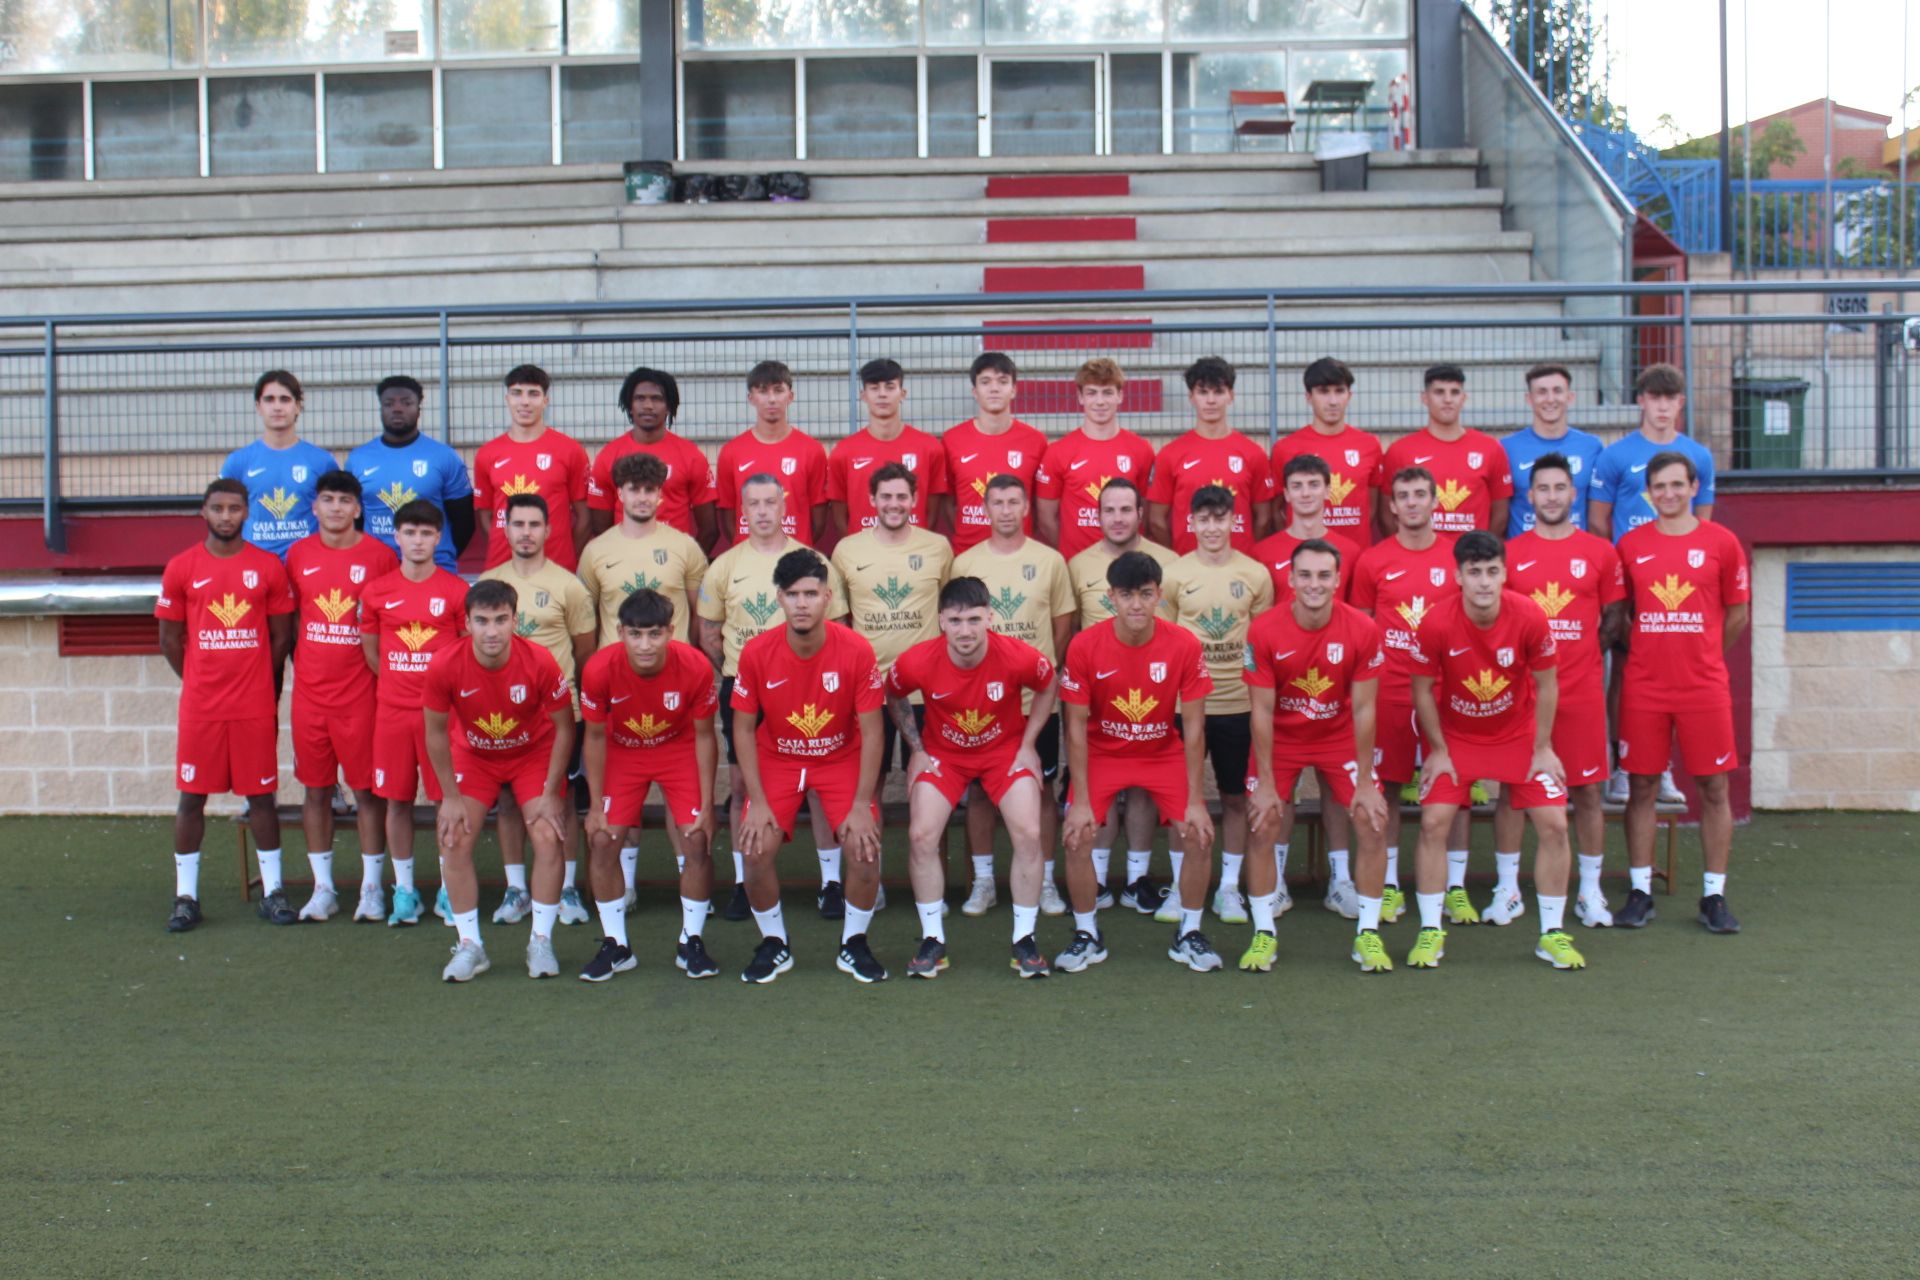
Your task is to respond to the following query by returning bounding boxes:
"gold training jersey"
[577,523,709,646]
[1066,539,1181,628]
[829,526,953,673]
[951,537,1074,665]
[697,537,848,677]
[478,559,594,712]
[1161,550,1273,714]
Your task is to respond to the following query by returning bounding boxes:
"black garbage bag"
[766,171,810,202]
[674,173,717,202]
[735,173,768,201]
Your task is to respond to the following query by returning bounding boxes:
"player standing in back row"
[1378,364,1512,538]
[220,370,342,558]
[1035,358,1156,562]
[473,364,591,571]
[714,360,830,547]
[941,352,1047,553]
[586,367,718,547]
[1271,357,1382,543]
[827,359,949,534]
[1146,357,1275,555]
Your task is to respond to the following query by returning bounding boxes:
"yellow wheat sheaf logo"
[970,473,1003,499]
[1463,669,1511,702]
[376,481,418,511]
[258,487,299,520]
[622,713,672,740]
[1082,474,1115,502]
[208,593,252,628]
[394,621,438,651]
[1289,667,1335,699]
[1327,472,1356,506]
[786,704,835,738]
[1650,575,1696,611]
[1434,478,1473,512]
[500,474,541,497]
[313,588,357,623]
[1395,595,1430,630]
[1531,583,1574,617]
[1110,688,1160,723]
[473,712,521,740]
[951,708,996,737]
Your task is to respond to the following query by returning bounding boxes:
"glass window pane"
[325,72,431,173]
[926,56,978,157]
[990,59,1096,157]
[683,0,915,51]
[1111,52,1161,155]
[567,0,639,54]
[683,60,796,160]
[445,67,552,169]
[977,0,1161,45]
[94,79,200,180]
[1172,0,1409,41]
[1291,47,1408,147]
[208,75,316,176]
[210,0,433,65]
[441,0,561,57]
[805,57,916,160]
[1172,51,1284,154]
[561,63,643,164]
[0,82,83,181]
[0,0,197,72]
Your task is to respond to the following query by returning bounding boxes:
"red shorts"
[372,703,442,804]
[1618,698,1738,777]
[1553,691,1610,789]
[1068,751,1188,825]
[453,748,553,808]
[1421,736,1566,810]
[909,748,1036,808]
[1247,746,1373,808]
[603,748,705,828]
[176,716,279,797]
[744,755,878,839]
[292,699,376,790]
[1374,695,1425,784]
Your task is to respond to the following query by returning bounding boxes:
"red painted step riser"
[984,265,1145,293]
[986,174,1131,199]
[982,318,1154,350]
[987,217,1138,243]
[1014,379,1164,415]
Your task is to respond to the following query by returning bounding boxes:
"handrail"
[0,577,160,615]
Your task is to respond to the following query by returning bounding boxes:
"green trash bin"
[1732,377,1809,470]
[623,160,673,205]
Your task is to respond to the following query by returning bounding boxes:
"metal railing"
[1,279,1915,552]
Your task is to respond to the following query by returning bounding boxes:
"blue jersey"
[1502,426,1605,536]
[1590,431,1716,541]
[219,438,341,557]
[346,432,475,572]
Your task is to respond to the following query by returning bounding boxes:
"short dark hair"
[503,364,550,392]
[466,578,517,614]
[748,360,793,392]
[1189,484,1236,520]
[1291,537,1342,569]
[1283,454,1331,484]
[739,472,783,499]
[1424,363,1466,388]
[205,477,249,503]
[613,451,669,492]
[939,576,991,612]
[1302,357,1354,391]
[869,461,916,498]
[859,358,905,386]
[392,499,444,531]
[618,588,676,632]
[1097,476,1140,506]
[619,367,680,422]
[1646,449,1697,483]
[314,469,363,500]
[1454,530,1505,567]
[1528,451,1574,485]
[254,370,302,402]
[376,375,423,400]
[984,474,1027,499]
[971,352,1018,383]
[1636,363,1685,397]
[1390,466,1435,497]
[1183,356,1236,392]
[504,492,550,522]
[773,548,831,591]
[1106,550,1164,592]
[1524,363,1572,388]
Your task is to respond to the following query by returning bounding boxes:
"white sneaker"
[621,886,638,914]
[442,940,490,983]
[1323,879,1360,919]
[1482,884,1527,926]
[557,886,591,926]
[961,877,998,916]
[1154,887,1184,925]
[492,886,530,925]
[1275,887,1294,918]
[526,933,560,979]
[874,883,887,911]
[1039,880,1067,916]
[1576,890,1614,928]
[1211,886,1249,925]
[352,882,386,922]
[1657,770,1686,804]
[1604,769,1631,804]
[297,886,339,922]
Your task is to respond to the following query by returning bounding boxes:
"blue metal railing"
[1735,181,1920,270]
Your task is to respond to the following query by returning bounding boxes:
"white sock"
[1092,847,1111,886]
[1250,891,1277,932]
[597,898,628,946]
[1126,849,1151,884]
[819,845,842,887]
[1703,871,1727,898]
[1385,845,1400,887]
[1012,903,1039,942]
[1274,842,1290,880]
[732,850,746,883]
[971,854,994,881]
[361,852,385,888]
[1220,851,1243,890]
[682,895,710,940]
[505,863,528,892]
[1446,848,1469,889]
[453,908,481,946]
[1358,895,1383,932]
[1577,853,1604,896]
[174,851,201,898]
[531,899,560,938]
[1042,858,1058,888]
[1073,909,1099,936]
[393,856,416,891]
[1170,848,1185,882]
[916,899,946,943]
[1495,851,1521,894]
[1327,847,1351,884]
[752,903,787,941]
[843,900,875,943]
[562,859,578,890]
[1417,891,1444,929]
[1630,865,1653,895]
[1179,906,1203,934]
[1538,894,1567,932]
[256,847,283,895]
[621,845,640,893]
[676,853,685,874]
[307,849,334,891]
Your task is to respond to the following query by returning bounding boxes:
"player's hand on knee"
[436,801,471,850]
[683,807,717,845]
[1184,802,1215,851]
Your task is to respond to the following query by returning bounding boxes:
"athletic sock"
[732,850,746,884]
[751,903,787,942]
[452,909,481,947]
[1703,870,1727,898]
[1385,845,1400,887]
[1220,850,1244,891]
[1538,895,1567,932]
[842,900,875,943]
[597,898,628,947]
[1042,859,1058,889]
[1417,891,1445,930]
[1327,847,1351,884]
[620,845,639,894]
[1170,848,1185,882]
[504,863,528,893]
[1577,853,1604,896]
[1012,903,1039,942]
[1446,848,1469,890]
[1179,906,1203,934]
[174,851,201,899]
[1073,909,1099,936]
[361,852,385,888]
[970,854,995,881]
[307,848,334,891]
[1358,896,1383,933]
[1091,847,1112,887]
[531,899,559,938]
[1274,842,1290,881]
[393,857,417,891]
[256,847,283,895]
[562,859,578,890]
[676,853,685,875]
[916,899,946,943]
[1250,891,1278,933]
[818,845,842,887]
[1495,850,1521,895]
[1630,865,1653,895]
[681,896,710,941]
[1126,849,1151,884]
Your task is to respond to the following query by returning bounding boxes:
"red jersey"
[1618,520,1750,705]
[713,427,830,544]
[1058,618,1211,758]
[1504,529,1625,702]
[285,533,397,711]
[1272,423,1383,542]
[1348,535,1460,701]
[584,432,716,534]
[155,542,295,721]
[943,418,1048,552]
[1250,527,1360,604]
[1147,429,1277,554]
[473,428,591,570]
[885,630,1054,758]
[826,424,949,531]
[1408,593,1557,748]
[1034,427,1156,562]
[578,640,717,752]
[423,635,571,760]
[1378,427,1513,536]
[359,567,469,708]
[1243,601,1386,749]
[731,622,883,764]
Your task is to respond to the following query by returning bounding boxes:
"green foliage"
[1663,119,1805,180]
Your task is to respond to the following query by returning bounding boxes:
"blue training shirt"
[218,438,342,557]
[345,431,475,572]
[1502,425,1605,536]
[1589,431,1716,541]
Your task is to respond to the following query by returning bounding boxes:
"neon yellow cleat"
[1398,781,1420,804]
[1444,887,1481,925]
[1380,885,1407,924]
[1351,929,1393,973]
[1238,930,1278,972]
[1535,930,1588,970]
[1406,926,1447,968]
[1470,781,1492,805]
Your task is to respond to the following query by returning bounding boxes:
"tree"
[1662,119,1804,180]
[1489,0,1606,120]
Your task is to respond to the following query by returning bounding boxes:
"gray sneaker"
[442,940,490,983]
[557,886,591,926]
[492,886,531,925]
[526,932,560,979]
[1657,770,1687,804]
[1168,929,1224,973]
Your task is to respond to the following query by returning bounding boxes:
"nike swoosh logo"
[855,564,873,572]
[191,578,213,589]
[1448,647,1472,657]
[1630,463,1648,474]
[1070,460,1090,470]
[459,688,480,697]
[1384,570,1407,581]
[1413,455,1434,464]
[930,691,950,700]
[853,459,872,469]
[493,458,511,468]
[302,566,322,575]
[384,599,405,608]
[1182,459,1201,469]
[245,467,266,478]
[1581,766,1601,777]
[1096,669,1119,679]
[732,575,750,584]
[960,454,979,464]
[737,462,754,472]
[1182,584,1202,593]
[1514,561,1536,572]
[1716,753,1732,765]
[360,466,378,476]
[1273,650,1295,661]
[765,678,788,688]
[1636,555,1658,564]
[609,694,631,704]
[260,777,279,787]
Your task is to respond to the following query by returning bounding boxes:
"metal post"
[847,302,861,432]
[43,322,64,553]
[1680,285,1694,438]
[1265,292,1279,449]
[1874,303,1892,470]
[438,311,451,441]
[1717,0,1732,254]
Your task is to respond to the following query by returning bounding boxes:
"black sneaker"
[1614,887,1657,929]
[1010,934,1050,979]
[165,895,202,933]
[1053,929,1108,974]
[1696,894,1741,934]
[1119,877,1166,915]
[257,888,297,925]
[906,936,948,979]
[1094,885,1116,911]
[740,935,793,984]
[679,933,721,979]
[836,933,889,983]
[722,882,752,922]
[817,879,846,921]
[579,936,637,983]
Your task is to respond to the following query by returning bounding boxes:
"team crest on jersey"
[1430,567,1447,586]
[429,597,445,616]
[1571,559,1588,578]
[1228,455,1244,474]
[1688,549,1706,568]
[292,465,308,483]
[781,457,797,475]
[1230,580,1244,598]
[1327,642,1344,664]
[987,681,1005,702]
[653,549,670,566]
[1007,451,1023,468]
[179,763,195,782]
[242,569,258,589]
[534,590,550,608]
[349,564,367,583]
[823,671,840,693]
[1570,456,1584,474]
[1022,564,1036,581]
[1149,661,1167,683]
[1467,452,1483,469]
[1116,454,1133,472]
[536,453,552,471]
[1345,449,1360,466]
[903,452,917,469]
[908,554,923,571]
[413,459,429,477]
[510,684,528,703]
[1496,647,1515,668]
[665,691,681,710]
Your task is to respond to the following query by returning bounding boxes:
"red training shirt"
[473,428,592,570]
[943,418,1048,553]
[286,533,397,711]
[578,640,718,755]
[423,636,571,761]
[731,622,883,765]
[1034,427,1156,562]
[1504,529,1624,704]
[155,542,295,721]
[1378,427,1513,536]
[1058,618,1211,758]
[1251,527,1360,605]
[1408,592,1558,748]
[359,567,469,708]
[585,432,716,535]
[713,426,831,545]
[885,630,1054,759]
[826,424,949,532]
[1147,429,1276,555]
[1618,519,1750,706]
[1272,423,1383,543]
[1242,601,1386,751]
[1347,534,1460,703]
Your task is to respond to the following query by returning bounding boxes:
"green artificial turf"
[2,812,1915,1278]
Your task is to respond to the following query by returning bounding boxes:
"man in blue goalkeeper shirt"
[346,375,478,572]
[1588,363,1715,542]
[1502,362,1604,537]
[219,370,342,558]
